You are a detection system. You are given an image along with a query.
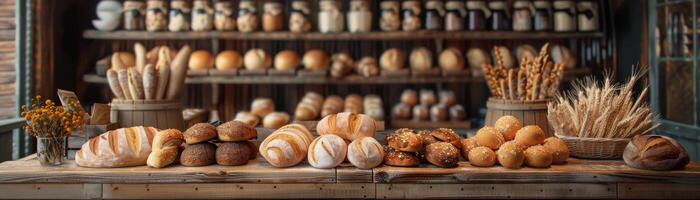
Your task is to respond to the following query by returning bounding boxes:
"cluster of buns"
[464,115,569,169]
[379,47,466,73]
[311,112,383,169]
[383,128,463,168]
[180,121,258,167]
[297,92,385,121]
[106,43,191,101]
[232,98,290,129]
[393,89,466,122]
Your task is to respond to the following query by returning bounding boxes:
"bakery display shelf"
[294,120,386,132]
[390,120,471,130]
[83,67,591,85]
[83,30,605,41]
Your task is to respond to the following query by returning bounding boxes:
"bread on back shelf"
[344,94,364,114]
[294,92,324,121]
[321,95,344,117]
[234,111,260,128]
[364,95,385,121]
[251,98,275,117]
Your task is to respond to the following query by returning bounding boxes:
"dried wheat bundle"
[481,43,565,100]
[547,72,659,138]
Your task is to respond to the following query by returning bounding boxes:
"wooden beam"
[102,183,374,199]
[376,183,617,199]
[0,184,101,199]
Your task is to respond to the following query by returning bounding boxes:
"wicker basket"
[555,134,630,159]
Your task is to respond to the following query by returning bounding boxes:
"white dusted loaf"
[307,134,347,169]
[347,136,384,169]
[259,124,314,168]
[76,126,158,168]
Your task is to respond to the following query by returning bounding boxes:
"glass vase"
[36,136,66,166]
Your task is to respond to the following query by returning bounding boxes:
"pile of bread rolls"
[383,128,463,168]
[106,43,191,101]
[180,121,258,167]
[393,89,466,122]
[232,98,290,129]
[297,92,385,121]
[464,116,569,168]
[314,112,383,169]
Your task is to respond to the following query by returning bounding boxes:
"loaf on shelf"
[295,92,324,121]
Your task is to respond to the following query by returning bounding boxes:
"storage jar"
[402,0,422,31]
[318,0,344,33]
[191,0,213,31]
[512,0,533,31]
[237,0,259,32]
[466,1,490,31]
[488,1,510,31]
[123,0,145,30]
[168,0,191,32]
[553,0,576,32]
[444,1,466,31]
[533,0,551,31]
[146,0,168,32]
[424,0,445,31]
[289,0,312,33]
[348,0,372,32]
[577,1,598,31]
[214,1,236,31]
[263,1,284,32]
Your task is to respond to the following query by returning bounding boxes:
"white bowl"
[96,10,121,21]
[96,0,122,13]
[92,19,119,31]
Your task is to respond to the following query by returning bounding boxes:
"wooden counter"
[0,155,699,199]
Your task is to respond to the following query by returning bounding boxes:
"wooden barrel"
[485,98,553,137]
[110,99,184,131]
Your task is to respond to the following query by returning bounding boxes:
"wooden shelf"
[83,30,605,41]
[83,68,591,85]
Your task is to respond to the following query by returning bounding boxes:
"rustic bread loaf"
[147,129,184,168]
[317,112,377,141]
[623,135,690,171]
[217,120,257,142]
[307,134,348,169]
[383,147,420,167]
[347,137,385,169]
[321,95,344,117]
[180,142,217,167]
[263,112,290,129]
[183,123,217,144]
[251,98,275,117]
[344,94,364,114]
[259,124,314,167]
[76,126,158,168]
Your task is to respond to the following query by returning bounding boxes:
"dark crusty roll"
[430,104,449,122]
[216,142,251,166]
[392,103,412,120]
[183,123,217,144]
[425,142,460,168]
[383,147,421,167]
[412,104,430,121]
[180,143,217,167]
[430,128,462,149]
[217,120,258,142]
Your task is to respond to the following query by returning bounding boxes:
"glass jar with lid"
[445,1,466,31]
[348,0,372,32]
[425,0,445,31]
[577,1,598,32]
[237,0,258,32]
[380,0,401,31]
[214,1,235,31]
[191,0,213,31]
[289,0,312,33]
[263,1,284,32]
[318,0,344,33]
[488,0,510,31]
[512,0,533,31]
[553,0,576,32]
[402,0,422,31]
[466,1,490,31]
[123,0,146,30]
[146,0,168,32]
[533,0,551,31]
[169,0,190,32]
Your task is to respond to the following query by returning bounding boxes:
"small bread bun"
[439,90,457,107]
[430,128,462,149]
[400,89,418,106]
[420,90,437,106]
[244,141,258,160]
[189,50,215,70]
[386,128,423,152]
[466,48,490,69]
[524,145,553,168]
[384,148,421,167]
[303,49,330,71]
[347,137,385,169]
[439,48,464,71]
[380,48,406,71]
[409,47,433,72]
[430,104,449,122]
[234,111,260,128]
[180,142,216,167]
[244,49,272,70]
[263,112,290,129]
[412,104,430,121]
[216,142,251,166]
[468,146,497,167]
[494,115,522,141]
[183,123,217,144]
[308,134,348,169]
[460,137,479,160]
[216,50,243,70]
[274,50,300,70]
[356,56,379,77]
[543,137,569,164]
[251,98,275,117]
[514,125,546,148]
[418,130,439,146]
[449,105,466,121]
[392,103,412,120]
[491,46,514,68]
[217,120,258,142]
[496,141,525,169]
[425,142,460,168]
[474,126,505,150]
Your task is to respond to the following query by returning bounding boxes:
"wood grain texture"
[376,183,616,199]
[102,183,375,199]
[337,163,373,183]
[0,184,101,199]
[617,183,700,199]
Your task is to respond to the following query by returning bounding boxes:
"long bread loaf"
[106,69,125,99]
[76,126,158,168]
[166,45,191,100]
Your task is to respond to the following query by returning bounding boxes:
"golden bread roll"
[347,137,385,169]
[392,103,412,120]
[189,50,215,70]
[262,112,290,129]
[439,90,457,107]
[183,123,217,144]
[420,89,437,106]
[515,45,537,63]
[460,137,479,161]
[355,56,379,77]
[294,92,324,120]
[344,94,364,114]
[244,49,272,70]
[317,112,377,141]
[514,125,546,148]
[474,126,505,150]
[409,47,433,71]
[321,95,344,117]
[251,98,275,117]
[468,146,497,167]
[307,134,348,169]
[430,128,462,149]
[386,128,423,152]
[147,129,185,168]
[466,48,490,70]
[412,104,430,121]
[400,89,418,106]
[303,49,330,71]
[380,48,406,71]
[543,137,569,164]
[524,145,553,168]
[494,115,522,141]
[425,142,461,168]
[274,50,301,70]
[217,120,258,142]
[216,50,243,70]
[234,111,260,128]
[439,48,464,71]
[497,141,525,169]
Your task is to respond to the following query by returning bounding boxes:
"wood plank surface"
[337,163,373,183]
[376,183,617,199]
[102,183,375,199]
[617,183,700,199]
[0,184,101,199]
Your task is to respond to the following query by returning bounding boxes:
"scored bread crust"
[259,124,314,168]
[183,123,217,144]
[347,137,385,169]
[317,112,376,141]
[147,129,184,168]
[76,126,158,168]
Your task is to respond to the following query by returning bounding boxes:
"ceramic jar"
[289,0,312,33]
[146,0,168,32]
[512,0,534,31]
[488,0,510,31]
[424,0,445,31]
[237,0,259,32]
[191,0,213,31]
[402,0,422,31]
[444,1,466,31]
[168,0,190,32]
[553,0,576,32]
[318,0,344,33]
[533,0,551,31]
[214,1,236,31]
[123,0,146,30]
[347,0,372,33]
[466,1,490,31]
[379,0,401,31]
[263,2,284,32]
[577,1,598,31]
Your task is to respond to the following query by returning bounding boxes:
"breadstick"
[117,69,133,100]
[134,43,146,74]
[166,45,192,100]
[142,64,158,100]
[106,69,125,99]
[146,46,160,67]
[127,68,145,100]
[155,47,171,99]
[111,52,126,71]
[508,69,516,100]
[499,80,508,100]
[517,68,526,100]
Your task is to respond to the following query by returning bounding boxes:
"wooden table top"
[0,156,699,184]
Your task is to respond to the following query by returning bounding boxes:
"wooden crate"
[110,99,185,131]
[485,98,553,137]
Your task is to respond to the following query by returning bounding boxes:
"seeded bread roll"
[460,137,479,161]
[497,141,525,169]
[430,128,462,149]
[474,126,505,150]
[180,143,217,167]
[418,130,439,146]
[216,142,251,166]
[425,142,460,168]
[524,145,553,168]
[543,137,569,164]
[514,125,546,148]
[383,147,421,167]
[217,120,258,142]
[386,128,423,152]
[495,116,522,141]
[183,123,217,144]
[468,146,497,167]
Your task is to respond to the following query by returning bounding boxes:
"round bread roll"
[466,48,490,69]
[543,137,569,164]
[439,90,457,107]
[430,128,462,149]
[380,48,406,71]
[251,98,275,117]
[497,141,525,169]
[356,56,379,77]
[514,125,546,148]
[308,134,348,169]
[244,141,258,160]
[491,46,515,68]
[515,45,537,63]
[392,103,412,120]
[189,50,215,70]
[460,137,479,161]
[425,142,461,168]
[386,128,423,152]
[474,126,505,150]
[494,115,522,141]
[303,49,330,71]
[439,48,465,71]
[115,52,136,68]
[449,105,466,121]
[430,104,449,122]
[524,145,553,168]
[420,90,437,106]
[183,123,217,144]
[550,45,576,69]
[347,137,385,169]
[418,130,439,146]
[216,142,251,166]
[409,47,433,72]
[384,148,421,167]
[263,112,290,129]
[274,50,300,70]
[216,50,243,70]
[244,49,272,70]
[400,89,418,106]
[180,143,216,167]
[217,120,258,142]
[234,111,260,128]
[468,146,497,167]
[412,104,430,121]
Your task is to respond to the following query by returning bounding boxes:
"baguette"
[134,43,147,74]
[106,69,125,99]
[117,69,133,100]
[317,112,377,141]
[166,45,192,100]
[127,68,145,100]
[155,47,171,100]
[142,64,158,100]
